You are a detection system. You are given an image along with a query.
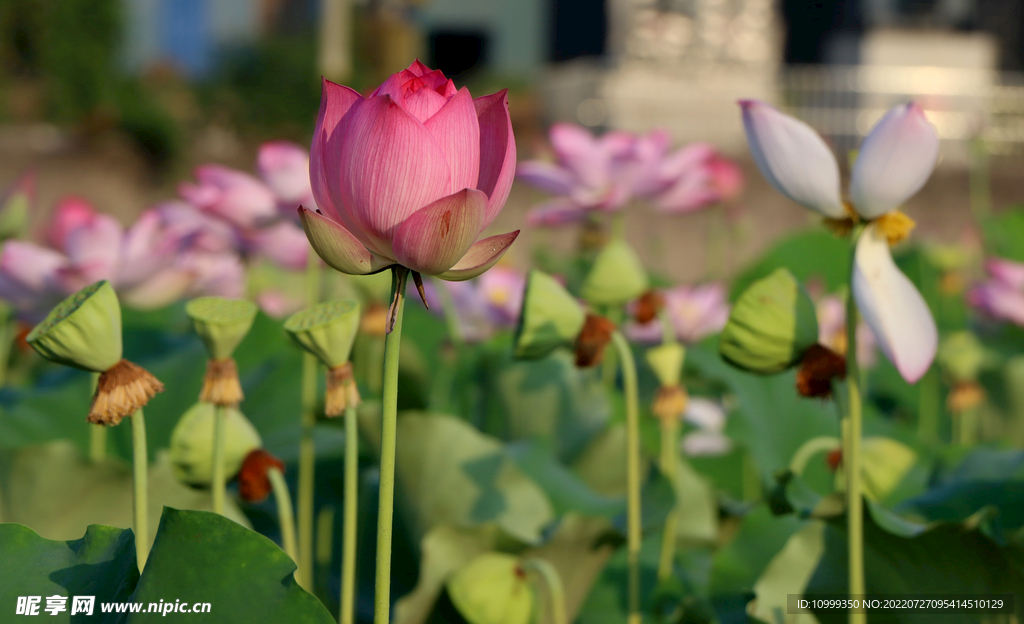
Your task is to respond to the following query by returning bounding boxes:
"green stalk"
[917,252,940,445]
[297,252,323,590]
[268,466,299,564]
[88,372,106,462]
[375,267,408,624]
[211,403,227,515]
[845,249,866,624]
[602,306,624,389]
[788,436,842,476]
[521,558,567,624]
[656,416,679,582]
[610,330,642,624]
[341,404,359,624]
[132,408,149,570]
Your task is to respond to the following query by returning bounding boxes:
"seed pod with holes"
[284,300,361,416]
[27,280,164,425]
[186,297,258,406]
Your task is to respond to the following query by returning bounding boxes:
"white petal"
[682,397,727,432]
[849,103,939,219]
[852,223,937,382]
[739,100,845,218]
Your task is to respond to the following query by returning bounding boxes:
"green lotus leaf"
[27,280,123,372]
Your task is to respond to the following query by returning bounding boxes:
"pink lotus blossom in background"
[625,283,730,344]
[740,99,939,383]
[816,295,877,367]
[0,197,243,321]
[421,265,526,342]
[969,258,1024,326]
[518,124,743,225]
[301,60,518,280]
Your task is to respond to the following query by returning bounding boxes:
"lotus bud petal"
[937,331,986,383]
[447,553,533,624]
[27,280,123,372]
[513,271,586,360]
[719,268,819,374]
[186,297,258,361]
[169,401,263,487]
[645,342,686,387]
[580,239,649,306]
[283,300,361,368]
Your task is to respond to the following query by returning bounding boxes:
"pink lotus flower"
[421,265,525,342]
[0,197,243,320]
[301,60,519,281]
[518,126,742,224]
[625,283,730,344]
[740,99,938,383]
[257,141,317,211]
[969,258,1024,326]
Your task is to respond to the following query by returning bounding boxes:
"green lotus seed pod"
[646,342,686,387]
[169,401,263,486]
[447,553,533,624]
[186,297,258,361]
[719,268,819,374]
[580,239,649,306]
[937,331,986,383]
[513,270,586,360]
[27,280,123,372]
[283,300,361,368]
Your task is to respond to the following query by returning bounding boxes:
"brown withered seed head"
[361,302,389,337]
[325,362,360,417]
[89,359,165,426]
[238,448,285,503]
[634,290,666,325]
[826,448,843,472]
[574,314,616,368]
[199,357,243,407]
[652,385,688,421]
[947,381,985,414]
[795,344,847,399]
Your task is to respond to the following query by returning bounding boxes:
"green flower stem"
[656,415,679,582]
[602,306,624,389]
[845,255,866,624]
[521,558,567,624]
[268,466,299,564]
[132,408,149,570]
[341,404,359,624]
[297,252,323,590]
[788,436,842,477]
[88,372,106,463]
[211,403,227,515]
[917,252,940,445]
[375,267,408,624]
[610,330,642,624]
[317,506,335,569]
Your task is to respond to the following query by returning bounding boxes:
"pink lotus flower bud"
[304,60,519,280]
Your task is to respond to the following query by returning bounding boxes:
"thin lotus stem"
[521,558,567,624]
[88,372,106,462]
[602,306,623,389]
[742,451,760,502]
[789,436,842,477]
[341,404,359,624]
[297,251,322,590]
[917,252,940,446]
[845,253,866,624]
[958,406,978,446]
[656,415,679,582]
[317,506,334,569]
[0,313,13,387]
[132,408,149,570]
[211,403,226,515]
[610,330,642,624]
[375,267,408,624]
[267,466,299,564]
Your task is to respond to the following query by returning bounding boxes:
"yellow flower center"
[487,288,509,306]
[873,210,916,245]
[821,200,859,238]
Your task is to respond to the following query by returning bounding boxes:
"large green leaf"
[982,206,1024,262]
[0,523,140,621]
[127,508,334,623]
[394,413,554,543]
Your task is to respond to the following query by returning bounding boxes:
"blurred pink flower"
[969,258,1024,326]
[421,265,526,342]
[257,141,316,211]
[179,164,278,230]
[0,242,68,322]
[625,283,729,344]
[519,125,743,224]
[816,295,877,367]
[301,61,518,280]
